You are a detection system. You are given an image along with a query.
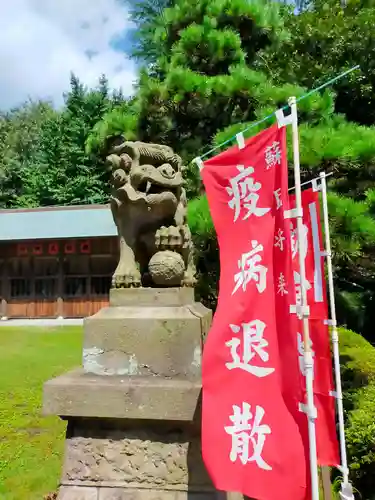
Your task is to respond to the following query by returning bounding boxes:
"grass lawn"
[0,326,82,500]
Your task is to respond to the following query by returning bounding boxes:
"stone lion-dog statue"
[106,137,196,289]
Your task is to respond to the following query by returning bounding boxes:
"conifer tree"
[35,74,125,206]
[88,0,375,335]
[262,0,375,126]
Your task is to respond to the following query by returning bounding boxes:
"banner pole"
[289,96,320,500]
[319,172,354,500]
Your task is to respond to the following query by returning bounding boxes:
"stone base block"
[108,288,195,308]
[57,419,219,500]
[82,288,211,379]
[59,486,98,500]
[43,369,201,421]
[58,487,223,500]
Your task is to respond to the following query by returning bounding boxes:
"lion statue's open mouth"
[138,179,179,195]
[132,164,183,205]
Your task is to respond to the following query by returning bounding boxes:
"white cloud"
[0,0,137,109]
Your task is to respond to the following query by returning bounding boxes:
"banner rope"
[195,65,360,163]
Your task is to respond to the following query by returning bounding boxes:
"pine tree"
[87,0,375,335]
[126,0,175,65]
[261,0,375,125]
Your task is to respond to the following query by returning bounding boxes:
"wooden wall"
[0,237,118,319]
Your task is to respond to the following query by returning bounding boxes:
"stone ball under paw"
[148,250,185,286]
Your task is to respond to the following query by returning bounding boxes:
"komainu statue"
[106,137,196,288]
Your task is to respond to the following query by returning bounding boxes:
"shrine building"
[0,204,118,320]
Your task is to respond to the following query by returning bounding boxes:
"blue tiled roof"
[0,205,117,241]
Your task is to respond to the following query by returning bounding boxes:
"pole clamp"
[311,178,322,192]
[330,389,343,401]
[331,330,339,342]
[276,108,294,128]
[324,319,337,327]
[290,304,310,319]
[304,351,314,369]
[299,402,317,420]
[321,250,332,258]
[284,207,303,219]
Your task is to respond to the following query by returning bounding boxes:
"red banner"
[289,188,339,466]
[201,125,307,500]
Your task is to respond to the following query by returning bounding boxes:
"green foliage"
[125,0,175,65]
[339,327,375,499]
[187,196,219,310]
[261,0,375,126]
[32,74,115,206]
[326,192,375,334]
[365,187,375,216]
[0,74,127,208]
[85,100,140,156]
[0,100,56,208]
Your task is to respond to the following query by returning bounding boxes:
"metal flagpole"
[319,172,355,500]
[289,96,320,500]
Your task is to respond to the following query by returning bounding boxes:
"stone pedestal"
[43,288,216,500]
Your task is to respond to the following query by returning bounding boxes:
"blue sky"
[0,0,138,109]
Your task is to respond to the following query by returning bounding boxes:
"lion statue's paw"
[112,266,141,288]
[155,225,183,251]
[181,271,197,288]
